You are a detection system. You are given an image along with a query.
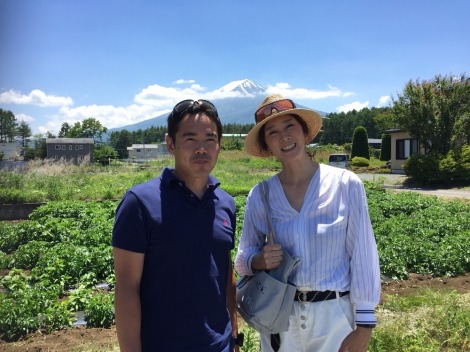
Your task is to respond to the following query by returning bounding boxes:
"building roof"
[385,128,406,133]
[128,144,160,149]
[46,138,94,144]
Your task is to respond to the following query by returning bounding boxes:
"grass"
[0,149,392,204]
[371,290,470,351]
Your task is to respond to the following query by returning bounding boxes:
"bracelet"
[356,323,376,329]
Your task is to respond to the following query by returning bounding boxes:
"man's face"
[166,113,220,181]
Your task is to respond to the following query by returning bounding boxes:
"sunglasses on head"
[254,99,296,123]
[172,99,218,119]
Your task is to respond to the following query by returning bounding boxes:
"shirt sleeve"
[234,184,269,276]
[112,190,148,253]
[345,177,381,325]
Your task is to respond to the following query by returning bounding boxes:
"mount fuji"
[109,79,326,132]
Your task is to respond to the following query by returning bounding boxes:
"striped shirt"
[235,164,381,324]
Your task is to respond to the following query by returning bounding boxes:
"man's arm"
[226,254,239,350]
[113,247,145,352]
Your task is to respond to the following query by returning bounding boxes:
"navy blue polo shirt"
[112,168,236,352]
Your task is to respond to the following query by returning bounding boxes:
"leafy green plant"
[84,291,115,328]
[7,240,50,269]
[0,269,71,340]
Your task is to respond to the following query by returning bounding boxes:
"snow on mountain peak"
[218,79,265,96]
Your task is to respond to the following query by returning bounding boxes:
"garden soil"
[1,273,469,352]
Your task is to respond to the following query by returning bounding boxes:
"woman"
[235,94,380,352]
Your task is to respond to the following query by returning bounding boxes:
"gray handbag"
[236,180,301,335]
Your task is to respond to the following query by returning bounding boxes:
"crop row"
[1,185,469,340]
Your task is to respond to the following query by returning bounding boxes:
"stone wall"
[0,203,46,221]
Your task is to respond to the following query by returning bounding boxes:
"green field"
[1,151,469,351]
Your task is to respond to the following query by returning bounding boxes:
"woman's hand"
[338,326,373,352]
[251,234,283,271]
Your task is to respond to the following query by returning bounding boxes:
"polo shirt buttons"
[301,324,307,329]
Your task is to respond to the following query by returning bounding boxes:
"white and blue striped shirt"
[235,164,381,324]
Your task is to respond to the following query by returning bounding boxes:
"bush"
[403,152,441,183]
[351,126,370,160]
[404,146,470,183]
[351,156,370,167]
[380,133,392,161]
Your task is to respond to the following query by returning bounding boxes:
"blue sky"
[0,0,468,135]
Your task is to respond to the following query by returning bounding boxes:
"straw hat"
[244,94,323,157]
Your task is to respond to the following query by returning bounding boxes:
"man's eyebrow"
[206,131,218,138]
[181,131,196,137]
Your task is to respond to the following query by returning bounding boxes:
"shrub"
[351,126,370,160]
[351,157,370,167]
[380,133,391,161]
[403,152,441,183]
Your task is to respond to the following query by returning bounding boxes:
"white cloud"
[336,101,370,113]
[0,89,73,107]
[376,95,391,107]
[51,104,171,131]
[133,84,207,106]
[174,79,196,84]
[12,80,363,134]
[265,83,354,100]
[16,113,34,122]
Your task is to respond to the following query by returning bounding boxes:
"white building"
[127,143,168,161]
[0,142,21,160]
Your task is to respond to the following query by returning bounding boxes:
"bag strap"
[260,180,276,243]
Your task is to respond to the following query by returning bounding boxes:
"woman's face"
[263,114,307,160]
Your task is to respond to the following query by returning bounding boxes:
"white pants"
[260,294,354,352]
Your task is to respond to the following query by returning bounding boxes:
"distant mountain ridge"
[109,79,327,132]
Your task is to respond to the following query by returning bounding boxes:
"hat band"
[254,99,296,123]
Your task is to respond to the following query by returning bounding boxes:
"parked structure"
[386,129,421,174]
[46,138,94,164]
[0,142,21,160]
[127,143,168,161]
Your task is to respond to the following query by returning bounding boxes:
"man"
[112,99,239,351]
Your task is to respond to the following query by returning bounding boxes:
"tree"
[0,109,18,143]
[64,118,107,142]
[319,108,386,146]
[32,132,55,159]
[17,121,32,147]
[109,130,132,159]
[58,122,71,138]
[351,126,369,160]
[380,133,391,161]
[94,144,118,165]
[393,73,470,155]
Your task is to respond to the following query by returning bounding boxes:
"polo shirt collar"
[161,167,221,191]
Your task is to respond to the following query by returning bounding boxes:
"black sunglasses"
[172,99,218,118]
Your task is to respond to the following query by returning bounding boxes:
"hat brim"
[244,108,323,157]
